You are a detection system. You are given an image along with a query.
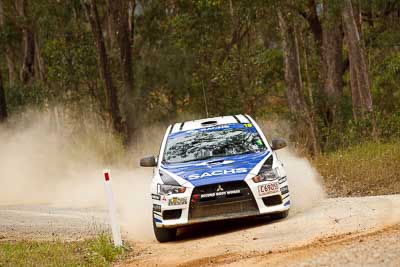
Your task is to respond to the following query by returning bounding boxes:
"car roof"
[170,114,252,133]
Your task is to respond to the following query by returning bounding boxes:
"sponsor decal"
[188,168,248,180]
[185,125,230,134]
[151,194,161,200]
[258,182,279,196]
[168,197,187,206]
[160,150,271,187]
[170,123,257,139]
[200,189,241,199]
[153,204,161,212]
[280,185,289,195]
[197,160,234,166]
[278,177,287,184]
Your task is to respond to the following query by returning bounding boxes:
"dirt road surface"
[0,206,109,241]
[1,195,400,266]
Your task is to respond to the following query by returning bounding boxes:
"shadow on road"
[175,215,282,242]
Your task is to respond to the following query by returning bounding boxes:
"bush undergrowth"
[314,141,400,197]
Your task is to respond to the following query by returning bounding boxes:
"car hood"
[160,151,270,187]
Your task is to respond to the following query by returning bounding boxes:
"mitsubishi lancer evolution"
[140,114,290,242]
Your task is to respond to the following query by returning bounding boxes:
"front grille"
[189,181,258,220]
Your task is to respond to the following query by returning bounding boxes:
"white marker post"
[103,170,123,247]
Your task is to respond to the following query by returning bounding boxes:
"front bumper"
[152,178,290,228]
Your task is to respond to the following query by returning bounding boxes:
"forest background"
[1,0,400,196]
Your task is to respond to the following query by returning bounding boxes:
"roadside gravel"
[292,225,400,267]
[2,195,400,266]
[0,205,108,241]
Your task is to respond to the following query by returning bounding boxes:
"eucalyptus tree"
[0,70,7,122]
[342,0,373,120]
[278,6,320,155]
[107,0,136,144]
[84,0,123,135]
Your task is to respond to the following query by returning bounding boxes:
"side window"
[158,126,172,165]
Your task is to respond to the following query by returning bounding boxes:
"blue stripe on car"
[161,151,270,187]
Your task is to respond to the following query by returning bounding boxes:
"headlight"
[158,184,186,195]
[252,168,278,183]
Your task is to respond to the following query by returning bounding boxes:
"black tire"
[270,210,289,220]
[153,218,177,242]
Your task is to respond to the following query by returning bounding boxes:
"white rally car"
[140,115,290,242]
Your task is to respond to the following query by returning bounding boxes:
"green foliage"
[319,111,400,152]
[0,234,124,266]
[0,19,20,49]
[5,83,48,114]
[371,52,400,113]
[376,111,400,140]
[1,0,400,154]
[43,34,98,96]
[89,234,124,263]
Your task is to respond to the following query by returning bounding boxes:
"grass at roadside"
[0,234,125,267]
[314,141,400,197]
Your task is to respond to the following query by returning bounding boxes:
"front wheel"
[153,218,177,242]
[270,210,289,220]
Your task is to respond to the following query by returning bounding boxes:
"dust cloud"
[0,111,324,241]
[276,149,326,212]
[258,118,326,212]
[0,109,159,240]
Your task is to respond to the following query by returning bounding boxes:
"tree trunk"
[300,31,314,109]
[4,53,16,86]
[106,8,115,49]
[84,0,123,135]
[304,0,323,47]
[321,1,343,126]
[299,0,344,128]
[0,1,16,86]
[107,0,137,145]
[128,0,135,43]
[0,70,7,122]
[16,0,35,84]
[342,0,373,120]
[34,33,45,81]
[278,12,320,155]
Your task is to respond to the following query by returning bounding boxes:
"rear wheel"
[153,218,177,242]
[270,210,289,220]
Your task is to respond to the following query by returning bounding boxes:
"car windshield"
[163,123,267,164]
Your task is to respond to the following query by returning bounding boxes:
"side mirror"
[140,156,157,167]
[271,138,287,151]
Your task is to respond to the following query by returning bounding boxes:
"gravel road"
[0,206,108,241]
[122,194,400,266]
[274,224,400,267]
[1,195,400,266]
[223,224,400,267]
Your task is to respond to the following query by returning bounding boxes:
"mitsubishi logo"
[216,184,224,192]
